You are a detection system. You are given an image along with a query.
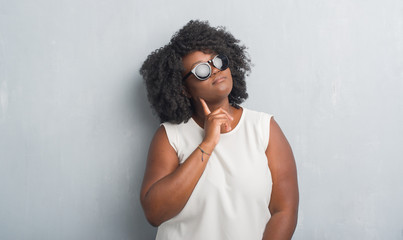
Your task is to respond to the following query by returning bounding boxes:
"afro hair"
[140,20,251,124]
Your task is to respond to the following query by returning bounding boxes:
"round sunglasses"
[182,54,229,81]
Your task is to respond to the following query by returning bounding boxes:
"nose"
[210,63,221,76]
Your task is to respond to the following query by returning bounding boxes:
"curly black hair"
[140,20,251,124]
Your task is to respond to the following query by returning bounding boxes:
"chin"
[215,83,233,96]
[208,89,233,103]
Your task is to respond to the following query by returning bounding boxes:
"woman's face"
[182,51,233,103]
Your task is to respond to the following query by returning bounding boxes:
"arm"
[140,99,232,227]
[262,117,299,240]
[139,126,211,227]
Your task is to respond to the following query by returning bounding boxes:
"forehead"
[182,51,216,71]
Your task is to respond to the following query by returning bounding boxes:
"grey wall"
[1,0,402,239]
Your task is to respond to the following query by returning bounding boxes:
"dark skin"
[140,51,299,239]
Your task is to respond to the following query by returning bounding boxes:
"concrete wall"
[1,0,402,239]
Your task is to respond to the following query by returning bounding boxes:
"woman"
[139,20,299,240]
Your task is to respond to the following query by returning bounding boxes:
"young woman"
[139,20,299,240]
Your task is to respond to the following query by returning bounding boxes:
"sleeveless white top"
[156,108,273,240]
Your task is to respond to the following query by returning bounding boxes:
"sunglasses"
[182,54,229,81]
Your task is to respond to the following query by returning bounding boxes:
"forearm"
[141,142,214,226]
[262,210,298,240]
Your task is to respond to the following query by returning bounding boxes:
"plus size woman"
[139,20,299,240]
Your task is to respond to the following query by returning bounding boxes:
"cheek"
[226,69,233,79]
[187,85,205,98]
[184,81,202,98]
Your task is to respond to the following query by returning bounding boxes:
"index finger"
[199,98,211,116]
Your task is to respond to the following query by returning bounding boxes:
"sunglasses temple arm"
[182,72,192,81]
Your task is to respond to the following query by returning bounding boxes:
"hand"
[199,98,234,148]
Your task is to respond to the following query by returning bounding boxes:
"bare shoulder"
[140,125,179,199]
[267,117,292,153]
[147,125,179,172]
[266,117,296,178]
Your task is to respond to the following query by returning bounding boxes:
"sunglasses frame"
[182,54,229,81]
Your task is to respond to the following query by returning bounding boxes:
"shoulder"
[161,119,193,131]
[242,108,273,122]
[242,108,274,133]
[160,119,197,152]
[241,108,274,149]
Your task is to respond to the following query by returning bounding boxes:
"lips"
[212,76,226,85]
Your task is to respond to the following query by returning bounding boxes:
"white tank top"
[156,108,273,240]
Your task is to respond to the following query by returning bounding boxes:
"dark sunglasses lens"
[214,55,229,70]
[195,63,211,80]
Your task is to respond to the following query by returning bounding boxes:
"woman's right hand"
[199,98,234,149]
